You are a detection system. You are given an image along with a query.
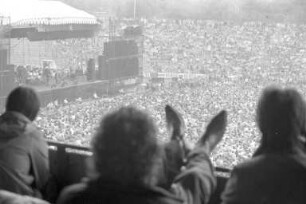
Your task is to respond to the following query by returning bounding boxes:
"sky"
[1,0,305,22]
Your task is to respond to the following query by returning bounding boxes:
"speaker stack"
[99,40,140,80]
[97,55,106,80]
[86,58,95,81]
[0,49,16,97]
[0,49,8,71]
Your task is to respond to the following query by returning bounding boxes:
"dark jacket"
[57,147,216,204]
[222,151,306,204]
[0,111,49,198]
[0,190,50,204]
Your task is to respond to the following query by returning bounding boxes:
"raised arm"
[172,110,227,204]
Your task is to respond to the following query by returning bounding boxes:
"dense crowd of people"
[14,64,87,87]
[35,71,303,170]
[4,19,304,173]
[2,83,306,204]
[36,47,306,170]
[143,19,306,75]
[2,18,306,203]
[36,81,252,169]
[14,18,306,89]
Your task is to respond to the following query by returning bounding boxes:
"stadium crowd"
[13,37,106,87]
[14,19,306,89]
[36,61,306,170]
[15,64,87,88]
[143,19,306,74]
[29,19,306,169]
[1,82,306,204]
[2,18,306,204]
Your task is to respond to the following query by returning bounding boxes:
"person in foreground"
[0,190,49,204]
[222,87,306,204]
[0,86,50,199]
[57,105,227,204]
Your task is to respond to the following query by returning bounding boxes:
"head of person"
[91,106,162,186]
[256,86,306,154]
[6,86,40,121]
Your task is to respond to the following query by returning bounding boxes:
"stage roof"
[0,0,98,26]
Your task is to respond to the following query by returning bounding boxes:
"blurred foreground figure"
[57,106,227,204]
[0,190,49,204]
[222,87,306,204]
[0,87,49,198]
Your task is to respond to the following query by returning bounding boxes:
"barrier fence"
[143,72,207,79]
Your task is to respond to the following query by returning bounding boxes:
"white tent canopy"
[0,0,98,26]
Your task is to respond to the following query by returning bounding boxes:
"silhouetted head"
[6,86,40,121]
[256,86,306,154]
[92,106,162,186]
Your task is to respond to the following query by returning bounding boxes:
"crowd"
[13,37,107,87]
[13,18,306,89]
[143,19,306,75]
[8,19,302,169]
[15,64,86,87]
[36,81,252,169]
[1,17,306,204]
[36,59,306,170]
[1,83,306,204]
[52,38,104,70]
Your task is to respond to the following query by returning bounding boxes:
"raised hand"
[162,105,190,188]
[198,110,227,153]
[165,104,186,140]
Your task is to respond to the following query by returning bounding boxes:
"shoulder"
[25,123,47,145]
[23,123,48,157]
[25,122,42,137]
[232,154,306,182]
[234,155,264,169]
[237,153,305,169]
[234,154,282,171]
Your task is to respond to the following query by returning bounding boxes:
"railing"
[47,140,231,172]
[47,140,91,152]
[215,166,231,173]
[47,140,231,181]
[47,140,231,204]
[47,141,91,192]
[143,72,207,79]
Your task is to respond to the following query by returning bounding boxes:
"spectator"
[0,87,50,199]
[57,106,227,204]
[222,87,306,204]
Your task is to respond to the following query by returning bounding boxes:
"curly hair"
[91,106,163,186]
[256,86,306,154]
[6,86,40,121]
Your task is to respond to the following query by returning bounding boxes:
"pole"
[133,0,137,19]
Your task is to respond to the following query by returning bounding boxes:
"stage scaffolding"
[0,16,11,66]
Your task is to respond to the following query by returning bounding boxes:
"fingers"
[206,110,227,136]
[198,110,228,152]
[165,104,186,140]
[165,106,227,153]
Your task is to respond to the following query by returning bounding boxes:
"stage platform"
[0,79,137,111]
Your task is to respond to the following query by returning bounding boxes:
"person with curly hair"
[57,106,227,204]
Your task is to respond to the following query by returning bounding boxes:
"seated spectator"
[222,87,306,204]
[57,106,227,204]
[0,87,50,199]
[0,190,49,204]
